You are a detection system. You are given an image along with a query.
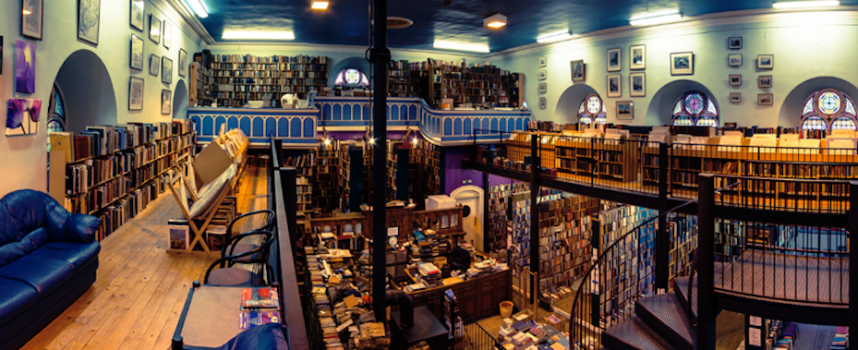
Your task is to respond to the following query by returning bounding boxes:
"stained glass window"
[577,94,607,125]
[801,116,826,130]
[47,84,67,192]
[685,93,705,115]
[578,115,593,125]
[594,115,607,125]
[697,117,717,127]
[799,90,858,133]
[673,116,693,126]
[673,101,683,115]
[818,91,841,115]
[334,68,369,87]
[802,97,815,116]
[578,102,585,114]
[831,117,857,130]
[587,96,601,114]
[706,99,718,116]
[672,91,718,127]
[846,99,856,116]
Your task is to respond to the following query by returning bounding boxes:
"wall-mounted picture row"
[607,48,621,72]
[728,54,742,67]
[630,44,645,70]
[130,34,144,70]
[630,73,645,97]
[616,101,633,120]
[758,54,774,69]
[78,0,101,45]
[758,93,773,106]
[670,52,693,76]
[22,0,44,40]
[729,74,741,86]
[607,74,621,98]
[730,92,741,103]
[131,0,145,31]
[129,76,144,110]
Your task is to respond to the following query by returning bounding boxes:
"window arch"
[47,84,67,192]
[671,91,719,127]
[334,68,370,87]
[577,94,607,125]
[799,89,857,137]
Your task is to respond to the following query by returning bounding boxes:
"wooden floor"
[21,164,268,350]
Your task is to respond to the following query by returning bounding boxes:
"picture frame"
[758,93,773,106]
[130,34,144,70]
[149,54,160,76]
[162,57,173,84]
[728,54,742,67]
[758,75,773,88]
[571,60,585,82]
[607,47,621,72]
[606,74,621,98]
[616,101,634,120]
[129,76,144,110]
[757,54,774,69]
[630,44,646,70]
[130,0,144,31]
[6,99,41,136]
[162,89,172,115]
[163,20,172,49]
[538,97,546,110]
[730,92,742,103]
[670,52,694,75]
[16,40,36,94]
[538,82,547,93]
[78,0,101,45]
[630,72,646,97]
[729,74,742,86]
[728,37,742,50]
[178,49,188,77]
[538,69,547,80]
[149,14,162,44]
[538,57,547,67]
[21,0,44,40]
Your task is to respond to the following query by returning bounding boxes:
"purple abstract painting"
[16,40,35,94]
[6,99,41,136]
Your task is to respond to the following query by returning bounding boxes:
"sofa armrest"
[62,213,101,243]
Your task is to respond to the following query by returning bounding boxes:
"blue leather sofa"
[0,190,101,350]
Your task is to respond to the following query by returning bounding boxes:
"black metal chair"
[222,209,276,267]
[204,230,276,286]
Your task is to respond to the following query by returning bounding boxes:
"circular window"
[685,93,705,115]
[818,91,841,115]
[586,96,601,114]
[462,205,472,218]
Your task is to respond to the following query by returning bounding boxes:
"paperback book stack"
[238,287,281,329]
[417,262,441,288]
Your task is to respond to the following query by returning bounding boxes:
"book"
[239,311,280,329]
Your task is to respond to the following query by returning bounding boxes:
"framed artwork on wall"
[728,37,742,49]
[129,76,144,110]
[616,101,634,120]
[130,0,144,31]
[538,82,547,93]
[78,0,101,45]
[730,92,741,103]
[606,74,621,98]
[179,49,188,77]
[538,57,547,67]
[630,72,646,97]
[130,34,144,70]
[758,54,774,69]
[759,75,772,88]
[538,97,546,109]
[758,93,773,105]
[150,54,160,76]
[728,54,742,67]
[162,57,173,84]
[607,48,621,72]
[729,74,741,86]
[16,40,36,94]
[163,20,172,49]
[538,69,547,80]
[162,90,172,115]
[149,14,162,44]
[21,0,44,40]
[630,44,645,70]
[571,60,585,82]
[670,52,694,75]
[6,99,41,136]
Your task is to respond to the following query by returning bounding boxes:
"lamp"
[484,13,507,29]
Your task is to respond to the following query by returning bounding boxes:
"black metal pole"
[697,173,716,350]
[483,171,490,252]
[656,142,669,292]
[371,0,390,324]
[849,182,858,346]
[529,136,540,305]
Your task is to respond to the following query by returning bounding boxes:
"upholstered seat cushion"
[207,268,257,286]
[29,241,101,271]
[0,255,74,297]
[0,276,39,326]
[229,243,263,263]
[216,323,288,350]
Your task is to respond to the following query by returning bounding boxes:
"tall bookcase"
[389,60,411,98]
[208,54,328,107]
[314,140,346,214]
[427,59,523,109]
[189,61,212,107]
[537,194,599,303]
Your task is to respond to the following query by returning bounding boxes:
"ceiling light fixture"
[484,13,507,29]
[23,9,31,15]
[184,0,209,18]
[222,30,296,40]
[536,31,573,43]
[772,0,839,8]
[433,40,490,53]
[629,12,683,26]
[311,1,329,10]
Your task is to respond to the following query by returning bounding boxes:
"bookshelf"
[389,60,411,98]
[314,140,346,214]
[487,183,527,253]
[207,54,328,107]
[554,137,640,183]
[189,61,212,107]
[283,152,316,214]
[667,214,698,280]
[427,59,523,109]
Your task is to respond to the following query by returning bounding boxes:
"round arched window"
[671,92,718,127]
[577,94,607,125]
[800,89,857,136]
[334,68,369,87]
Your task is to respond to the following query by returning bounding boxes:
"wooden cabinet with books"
[207,54,328,107]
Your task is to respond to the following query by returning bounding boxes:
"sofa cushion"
[0,227,48,267]
[29,241,100,271]
[0,276,38,327]
[0,255,74,297]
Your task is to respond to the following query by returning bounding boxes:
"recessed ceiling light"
[23,9,31,15]
[312,1,329,10]
[184,0,209,18]
[536,31,573,43]
[484,13,507,29]
[433,40,490,53]
[629,12,683,26]
[772,0,839,8]
[222,30,296,40]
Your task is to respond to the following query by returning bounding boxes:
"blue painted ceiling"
[199,0,855,52]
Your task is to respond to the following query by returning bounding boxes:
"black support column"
[529,136,541,304]
[371,0,390,323]
[656,142,669,292]
[849,182,858,347]
[697,173,716,350]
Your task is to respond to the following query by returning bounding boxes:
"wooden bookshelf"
[206,54,328,107]
[427,59,523,109]
[314,140,346,214]
[487,183,527,253]
[189,61,212,107]
[389,60,411,98]
[553,137,640,183]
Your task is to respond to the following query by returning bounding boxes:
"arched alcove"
[555,84,599,123]
[173,79,189,118]
[647,80,717,126]
[54,50,117,132]
[778,77,858,128]
[329,57,371,87]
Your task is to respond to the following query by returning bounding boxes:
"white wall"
[0,0,205,197]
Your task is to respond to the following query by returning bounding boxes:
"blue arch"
[386,105,391,120]
[323,104,332,120]
[391,105,399,121]
[515,118,523,131]
[252,117,264,137]
[409,105,417,120]
[508,118,515,132]
[239,117,251,137]
[190,116,201,135]
[290,118,301,137]
[265,118,277,137]
[524,118,530,128]
[463,119,471,135]
[444,119,452,135]
[500,118,507,132]
[362,105,370,121]
[202,116,213,136]
[354,105,362,121]
[435,118,440,134]
[454,119,462,135]
[491,118,498,132]
[303,119,314,138]
[333,104,341,121]
[343,105,352,120]
[473,118,481,135]
[215,116,226,136]
[228,117,238,131]
[278,118,289,137]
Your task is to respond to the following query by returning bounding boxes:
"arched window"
[799,89,857,137]
[577,94,607,125]
[334,68,370,87]
[47,84,67,192]
[671,91,719,127]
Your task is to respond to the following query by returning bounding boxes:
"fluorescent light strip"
[536,31,573,43]
[433,40,490,53]
[222,30,296,40]
[486,21,506,29]
[185,0,209,18]
[629,12,683,26]
[772,0,839,8]
[312,1,329,10]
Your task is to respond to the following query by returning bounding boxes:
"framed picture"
[149,54,160,76]
[130,34,144,70]
[16,40,36,94]
[758,54,774,69]
[163,20,172,49]
[129,76,144,110]
[728,37,742,49]
[162,89,172,115]
[607,48,621,72]
[670,52,694,75]
[606,74,621,98]
[728,54,742,67]
[616,101,634,120]
[630,72,646,97]
[130,0,144,31]
[538,82,547,93]
[6,99,41,136]
[729,74,742,86]
[538,97,546,110]
[149,14,162,44]
[630,44,646,70]
[571,60,585,82]
[162,57,173,84]
[179,49,188,77]
[538,57,547,67]
[730,92,741,103]
[78,0,100,45]
[758,75,773,88]
[758,93,773,105]
[21,0,44,40]
[538,69,547,80]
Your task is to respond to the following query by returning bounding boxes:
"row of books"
[93,172,171,241]
[211,54,329,64]
[51,120,194,163]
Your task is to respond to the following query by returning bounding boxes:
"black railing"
[447,297,501,350]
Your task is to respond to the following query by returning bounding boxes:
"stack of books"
[238,287,280,329]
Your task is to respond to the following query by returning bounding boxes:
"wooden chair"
[221,209,276,268]
[204,230,276,286]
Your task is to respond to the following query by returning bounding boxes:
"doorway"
[450,185,484,250]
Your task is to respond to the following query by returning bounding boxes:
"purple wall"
[443,146,519,195]
[326,130,413,142]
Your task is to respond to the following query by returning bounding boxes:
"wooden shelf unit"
[427,59,523,109]
[190,61,213,107]
[314,140,348,214]
[553,138,640,183]
[206,54,328,107]
[537,194,599,302]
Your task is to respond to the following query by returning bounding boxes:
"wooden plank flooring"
[21,164,267,350]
